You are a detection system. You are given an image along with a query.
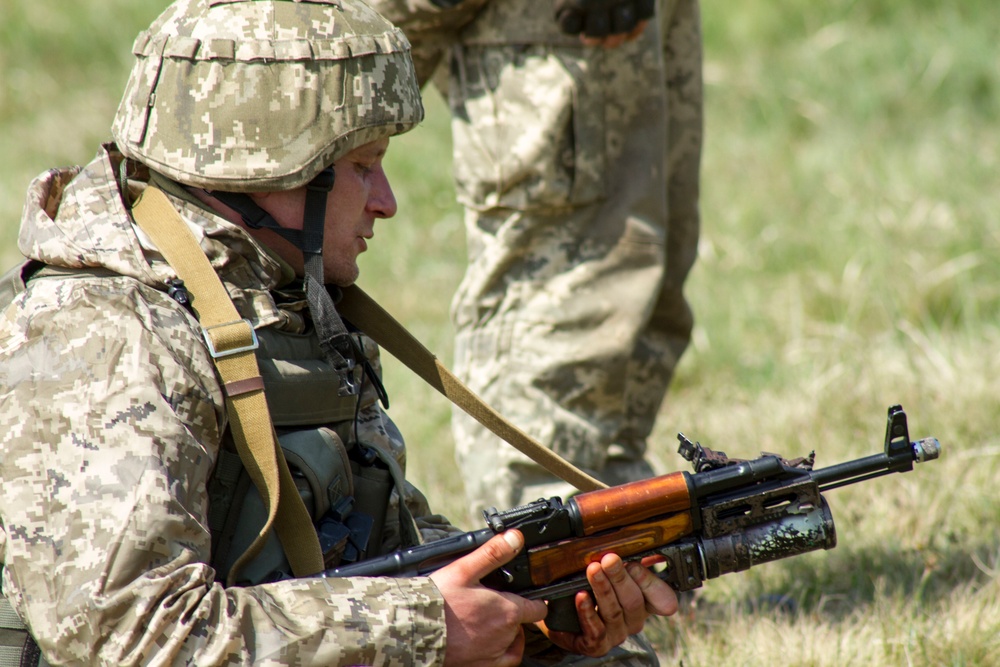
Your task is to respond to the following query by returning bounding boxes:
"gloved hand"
[553,0,655,38]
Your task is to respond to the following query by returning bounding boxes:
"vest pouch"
[0,580,47,666]
[209,427,354,586]
[348,447,396,560]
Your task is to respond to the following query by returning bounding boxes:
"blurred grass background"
[2,0,999,664]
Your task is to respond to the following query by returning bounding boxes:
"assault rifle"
[326,405,941,632]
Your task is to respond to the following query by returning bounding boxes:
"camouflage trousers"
[447,0,704,519]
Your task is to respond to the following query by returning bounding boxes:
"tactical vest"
[207,321,412,585]
[0,262,412,662]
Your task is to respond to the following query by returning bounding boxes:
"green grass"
[2,0,999,664]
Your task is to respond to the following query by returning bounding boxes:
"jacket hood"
[18,145,288,299]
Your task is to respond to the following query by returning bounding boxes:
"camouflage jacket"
[0,146,454,666]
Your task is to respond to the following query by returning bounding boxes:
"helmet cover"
[112,0,424,192]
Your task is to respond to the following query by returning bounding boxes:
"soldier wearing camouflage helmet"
[0,0,676,665]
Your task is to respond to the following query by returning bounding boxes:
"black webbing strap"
[0,590,41,667]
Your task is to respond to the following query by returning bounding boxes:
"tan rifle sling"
[130,185,324,583]
[337,285,607,493]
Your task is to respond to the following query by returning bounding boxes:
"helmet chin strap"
[205,167,333,268]
[300,167,335,286]
[209,168,362,397]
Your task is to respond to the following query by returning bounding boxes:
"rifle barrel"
[813,437,941,491]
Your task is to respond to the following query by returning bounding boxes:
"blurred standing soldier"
[0,1,677,664]
[367,0,704,517]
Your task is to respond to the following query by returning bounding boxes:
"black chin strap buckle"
[308,167,335,194]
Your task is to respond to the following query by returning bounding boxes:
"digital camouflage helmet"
[112,0,424,193]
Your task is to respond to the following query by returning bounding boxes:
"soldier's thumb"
[464,529,524,583]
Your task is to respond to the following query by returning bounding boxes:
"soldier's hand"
[430,529,548,666]
[539,553,678,657]
[554,0,655,46]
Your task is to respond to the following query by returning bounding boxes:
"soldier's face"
[321,138,397,286]
[248,138,397,285]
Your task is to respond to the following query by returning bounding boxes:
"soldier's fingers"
[591,554,648,636]
[625,20,649,42]
[626,562,679,617]
[542,589,610,657]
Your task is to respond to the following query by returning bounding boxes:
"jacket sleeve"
[0,276,447,666]
[364,0,490,85]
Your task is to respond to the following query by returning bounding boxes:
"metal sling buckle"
[202,319,260,359]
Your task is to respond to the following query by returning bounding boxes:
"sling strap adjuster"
[202,319,259,359]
